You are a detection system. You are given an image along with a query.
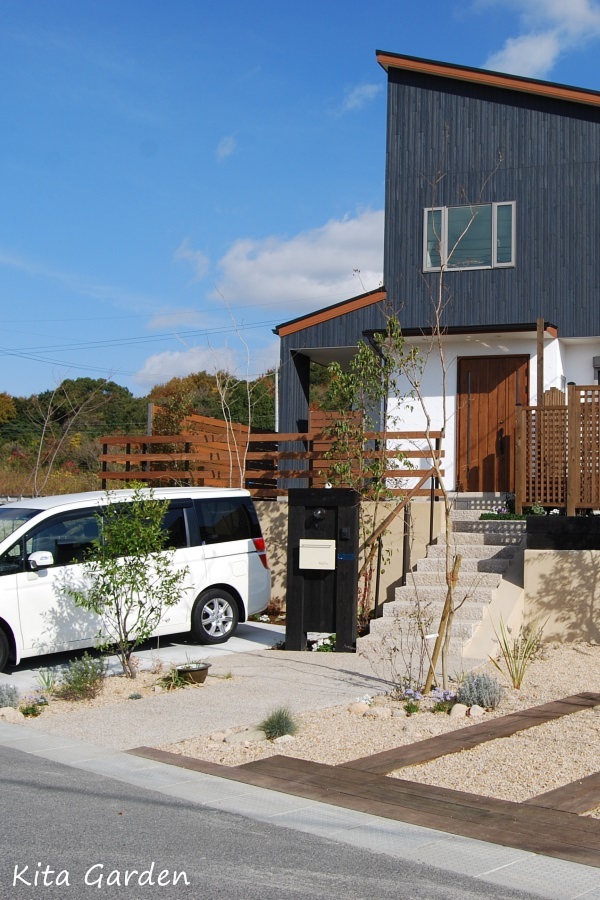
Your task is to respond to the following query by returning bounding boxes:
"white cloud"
[482,0,600,76]
[174,238,210,281]
[216,135,236,161]
[211,208,384,312]
[486,33,561,78]
[134,345,238,386]
[340,82,382,113]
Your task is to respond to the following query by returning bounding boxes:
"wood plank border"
[343,692,600,774]
[128,691,600,869]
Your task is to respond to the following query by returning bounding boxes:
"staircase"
[357,507,526,675]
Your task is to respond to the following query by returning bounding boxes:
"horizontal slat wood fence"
[99,414,444,500]
[515,385,600,515]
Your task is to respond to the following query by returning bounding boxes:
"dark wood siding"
[384,69,600,336]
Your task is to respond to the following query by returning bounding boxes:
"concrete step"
[426,543,518,560]
[416,556,512,574]
[386,597,491,622]
[438,532,523,546]
[391,585,495,606]
[407,571,502,588]
[451,520,526,536]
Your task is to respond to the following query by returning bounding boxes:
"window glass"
[162,506,188,549]
[25,512,100,568]
[194,499,257,545]
[0,540,24,576]
[496,203,513,264]
[447,205,492,268]
[0,508,37,543]
[426,209,442,269]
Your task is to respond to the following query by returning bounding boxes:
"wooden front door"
[457,356,529,493]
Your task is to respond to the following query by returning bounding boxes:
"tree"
[69,486,188,678]
[323,319,420,627]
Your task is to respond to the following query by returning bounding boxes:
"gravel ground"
[14,641,600,814]
[160,642,600,814]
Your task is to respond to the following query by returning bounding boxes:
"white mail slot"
[299,538,336,570]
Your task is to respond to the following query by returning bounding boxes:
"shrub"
[259,706,298,740]
[489,617,546,690]
[457,673,503,709]
[431,686,456,713]
[19,695,48,717]
[0,684,19,708]
[55,653,107,700]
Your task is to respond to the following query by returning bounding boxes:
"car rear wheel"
[192,589,239,644]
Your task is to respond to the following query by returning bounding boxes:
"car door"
[16,509,102,655]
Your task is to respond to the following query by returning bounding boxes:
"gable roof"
[376,51,600,110]
[274,287,386,337]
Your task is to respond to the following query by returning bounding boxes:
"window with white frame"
[423,202,515,271]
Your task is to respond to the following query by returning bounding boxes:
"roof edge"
[275,287,387,338]
[376,51,600,109]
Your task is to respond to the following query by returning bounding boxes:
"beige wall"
[524,549,600,642]
[255,499,445,608]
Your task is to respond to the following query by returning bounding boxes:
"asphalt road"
[1,745,539,900]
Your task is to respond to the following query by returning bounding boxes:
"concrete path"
[1,721,599,899]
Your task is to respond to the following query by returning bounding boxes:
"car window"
[193,498,258,545]
[25,511,100,567]
[0,540,24,576]
[162,506,188,549]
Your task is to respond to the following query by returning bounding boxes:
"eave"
[376,51,600,110]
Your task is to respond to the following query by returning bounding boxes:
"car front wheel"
[192,589,239,644]
[0,629,10,672]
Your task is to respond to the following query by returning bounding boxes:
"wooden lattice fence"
[515,385,600,514]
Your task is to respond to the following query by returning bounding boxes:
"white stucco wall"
[385,333,588,491]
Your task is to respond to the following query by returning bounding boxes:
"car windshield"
[0,508,38,543]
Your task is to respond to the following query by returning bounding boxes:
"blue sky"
[3,0,600,397]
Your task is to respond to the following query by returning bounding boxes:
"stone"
[273,734,295,744]
[224,727,266,745]
[449,702,468,718]
[210,731,228,742]
[348,702,370,714]
[392,709,407,718]
[0,707,23,723]
[371,696,388,707]
[152,685,163,694]
[468,704,485,717]
[363,707,392,720]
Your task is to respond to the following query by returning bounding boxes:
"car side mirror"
[28,551,54,571]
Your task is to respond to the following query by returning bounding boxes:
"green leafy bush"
[457,673,503,709]
[55,653,107,700]
[19,695,48,717]
[0,684,19,708]
[259,706,298,740]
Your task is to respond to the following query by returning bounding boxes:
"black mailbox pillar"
[285,488,359,652]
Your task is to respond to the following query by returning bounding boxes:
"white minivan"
[0,487,271,671]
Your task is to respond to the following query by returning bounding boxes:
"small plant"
[258,706,298,740]
[489,616,547,689]
[0,684,19,708]
[457,673,503,709]
[19,695,48,717]
[55,652,107,700]
[431,686,456,713]
[401,686,423,715]
[159,666,190,691]
[128,692,142,700]
[312,634,335,652]
[36,668,58,693]
[356,693,374,706]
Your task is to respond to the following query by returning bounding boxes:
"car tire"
[0,629,10,672]
[192,589,239,644]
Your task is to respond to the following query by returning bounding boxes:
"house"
[276,52,600,496]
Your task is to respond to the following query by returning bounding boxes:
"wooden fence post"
[514,407,525,514]
[566,384,580,516]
